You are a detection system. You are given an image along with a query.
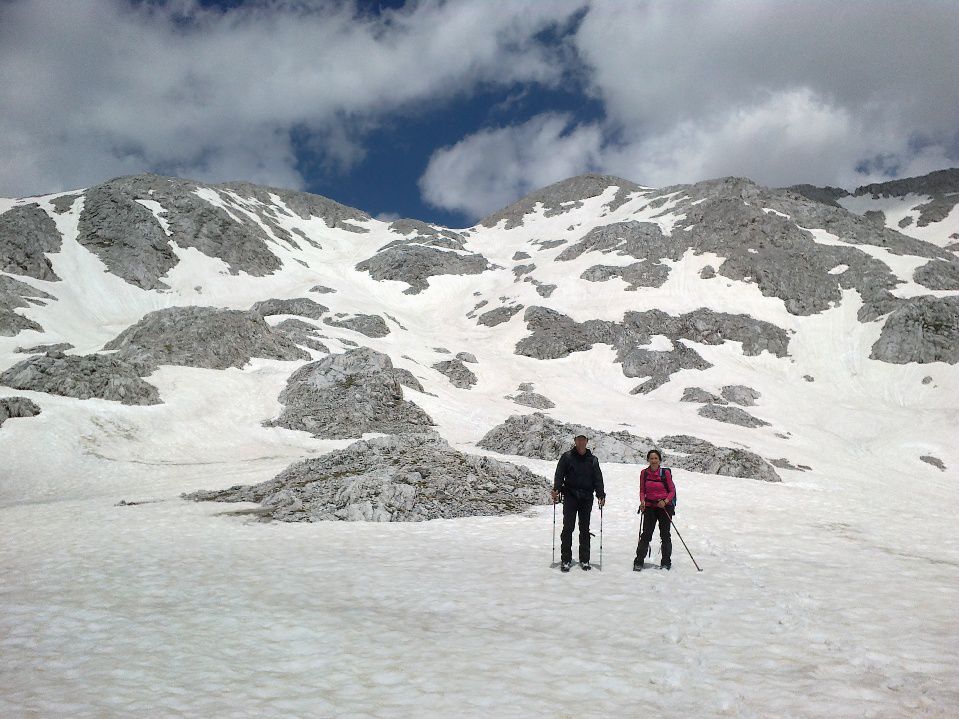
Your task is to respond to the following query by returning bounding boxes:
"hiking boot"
[581,561,591,571]
[561,561,572,572]
[633,560,644,572]
[661,563,671,571]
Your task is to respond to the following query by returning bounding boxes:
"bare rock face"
[265,347,434,439]
[477,305,524,327]
[580,261,670,290]
[272,319,330,353]
[506,391,556,409]
[0,396,42,426]
[0,276,55,336]
[914,260,959,290]
[869,296,959,364]
[697,404,770,428]
[76,174,287,290]
[184,432,551,522]
[0,203,63,281]
[0,351,161,405]
[720,385,761,406]
[15,342,75,354]
[478,413,781,481]
[515,305,789,391]
[681,387,726,404]
[920,455,946,471]
[102,306,309,369]
[250,298,328,320]
[854,168,959,228]
[480,174,642,229]
[455,351,478,364]
[356,226,491,294]
[323,313,391,338]
[432,359,477,389]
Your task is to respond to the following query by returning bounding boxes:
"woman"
[634,449,675,571]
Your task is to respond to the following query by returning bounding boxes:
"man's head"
[574,434,588,454]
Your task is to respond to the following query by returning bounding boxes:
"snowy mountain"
[1,170,957,717]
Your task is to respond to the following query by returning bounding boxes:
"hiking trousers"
[635,506,673,567]
[560,493,593,564]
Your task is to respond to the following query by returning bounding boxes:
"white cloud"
[419,113,604,219]
[0,0,586,195]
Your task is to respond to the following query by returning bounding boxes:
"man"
[552,433,606,572]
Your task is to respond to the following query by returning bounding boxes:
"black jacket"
[553,447,605,500]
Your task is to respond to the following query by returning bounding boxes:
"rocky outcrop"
[76,174,287,290]
[250,297,328,320]
[265,347,434,439]
[914,260,959,290]
[480,174,642,229]
[869,296,959,364]
[580,261,670,290]
[720,385,761,406]
[323,313,390,338]
[102,306,309,369]
[220,181,371,232]
[919,455,946,471]
[0,351,161,405]
[478,413,780,481]
[15,342,74,354]
[697,404,770,428]
[0,276,54,336]
[0,396,42,426]
[854,169,959,228]
[432,359,477,389]
[272,319,330,353]
[515,306,789,391]
[184,432,550,522]
[680,387,726,404]
[506,391,555,409]
[477,305,524,327]
[455,351,478,364]
[0,203,63,281]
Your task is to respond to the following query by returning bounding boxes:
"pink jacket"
[640,467,675,506]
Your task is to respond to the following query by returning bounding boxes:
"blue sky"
[1,0,957,227]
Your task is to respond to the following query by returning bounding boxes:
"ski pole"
[599,505,603,569]
[665,511,702,572]
[552,494,557,565]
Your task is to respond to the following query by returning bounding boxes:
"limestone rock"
[697,404,770,428]
[720,385,761,406]
[432,359,477,389]
[324,313,390,338]
[0,203,63,281]
[477,305,524,327]
[250,298,328,320]
[870,296,959,364]
[0,396,42,426]
[680,388,726,404]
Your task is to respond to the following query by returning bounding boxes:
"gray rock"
[557,221,679,263]
[265,347,434,439]
[512,251,531,260]
[221,181,371,232]
[783,184,849,207]
[479,413,780,481]
[922,375,933,385]
[432,359,477,389]
[387,219,464,243]
[854,169,959,228]
[0,396,42,426]
[15,342,74,354]
[507,391,555,409]
[720,385,761,406]
[697,404,770,428]
[898,216,914,228]
[513,263,536,278]
[76,174,286,290]
[770,458,810,471]
[700,265,716,279]
[657,435,781,482]
[536,239,567,250]
[323,313,390,338]
[480,174,642,230]
[455,352,478,364]
[919,455,946,471]
[680,387,726,404]
[517,383,535,392]
[309,285,337,294]
[870,296,959,364]
[580,261,670,290]
[356,244,491,294]
[50,194,81,214]
[914,260,959,290]
[0,276,54,336]
[272,319,330,353]
[535,283,557,298]
[184,432,551,522]
[803,375,815,382]
[477,305,524,327]
[250,297,328,320]
[0,203,63,280]
[102,306,309,369]
[0,351,161,405]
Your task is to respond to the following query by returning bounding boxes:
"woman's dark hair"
[646,449,662,461]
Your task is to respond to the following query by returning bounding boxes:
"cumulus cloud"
[421,0,959,219]
[0,0,585,195]
[419,113,604,219]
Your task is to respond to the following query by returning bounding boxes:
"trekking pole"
[599,505,603,570]
[666,511,702,572]
[552,494,557,566]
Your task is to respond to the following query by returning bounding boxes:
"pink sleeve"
[639,468,646,499]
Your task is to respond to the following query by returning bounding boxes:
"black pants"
[560,493,593,563]
[635,507,672,566]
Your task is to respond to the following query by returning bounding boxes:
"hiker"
[552,433,606,572]
[634,449,675,571]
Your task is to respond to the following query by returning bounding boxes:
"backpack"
[644,466,677,514]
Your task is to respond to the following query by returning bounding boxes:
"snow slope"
[1,173,957,718]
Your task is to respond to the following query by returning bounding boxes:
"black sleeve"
[553,453,567,492]
[593,457,605,499]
